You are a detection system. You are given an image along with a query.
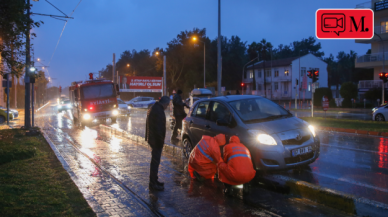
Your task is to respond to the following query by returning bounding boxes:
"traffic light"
[313,70,319,83]
[307,70,313,78]
[241,83,244,87]
[59,86,62,93]
[307,70,319,83]
[379,72,388,83]
[296,79,298,85]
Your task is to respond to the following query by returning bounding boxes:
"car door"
[383,105,388,120]
[206,101,236,141]
[132,97,141,108]
[189,101,211,146]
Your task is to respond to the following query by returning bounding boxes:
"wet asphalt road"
[117,108,388,205]
[31,104,387,216]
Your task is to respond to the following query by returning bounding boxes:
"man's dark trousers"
[150,144,163,184]
[172,116,184,139]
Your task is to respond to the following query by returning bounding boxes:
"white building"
[242,53,328,100]
[355,0,388,101]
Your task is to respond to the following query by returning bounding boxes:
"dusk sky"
[31,0,370,87]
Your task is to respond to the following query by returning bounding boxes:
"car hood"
[244,117,306,135]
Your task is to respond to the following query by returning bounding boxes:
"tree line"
[99,28,372,95]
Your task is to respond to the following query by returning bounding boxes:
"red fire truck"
[69,73,120,128]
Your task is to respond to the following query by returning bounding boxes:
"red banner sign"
[316,9,374,39]
[119,76,162,92]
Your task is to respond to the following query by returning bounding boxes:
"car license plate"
[292,146,312,157]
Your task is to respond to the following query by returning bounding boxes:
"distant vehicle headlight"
[248,130,277,145]
[83,114,91,120]
[57,105,62,108]
[112,110,119,115]
[67,104,72,108]
[308,125,316,137]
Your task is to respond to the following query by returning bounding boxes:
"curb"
[266,174,388,216]
[40,129,108,216]
[317,126,387,137]
[99,124,183,157]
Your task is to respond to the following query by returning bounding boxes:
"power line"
[48,0,83,66]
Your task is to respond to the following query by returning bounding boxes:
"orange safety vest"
[218,136,256,185]
[188,134,226,179]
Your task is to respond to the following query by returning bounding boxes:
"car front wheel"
[183,137,194,159]
[375,113,385,121]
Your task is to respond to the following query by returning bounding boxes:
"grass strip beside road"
[301,117,388,133]
[0,129,95,217]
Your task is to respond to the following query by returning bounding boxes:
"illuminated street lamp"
[127,63,130,67]
[155,51,166,95]
[192,36,206,88]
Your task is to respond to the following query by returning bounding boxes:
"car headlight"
[308,125,316,137]
[112,110,119,115]
[83,113,91,120]
[67,104,72,108]
[248,130,277,145]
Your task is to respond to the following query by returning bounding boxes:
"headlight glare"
[112,110,119,115]
[257,134,277,146]
[83,114,91,120]
[308,125,316,137]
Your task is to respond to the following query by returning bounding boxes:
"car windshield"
[62,100,71,104]
[81,84,115,100]
[229,97,291,122]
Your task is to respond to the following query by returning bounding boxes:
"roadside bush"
[314,87,333,106]
[329,98,337,107]
[364,88,382,102]
[340,82,358,108]
[342,98,352,108]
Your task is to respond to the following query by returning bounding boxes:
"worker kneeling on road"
[218,136,256,193]
[188,134,226,181]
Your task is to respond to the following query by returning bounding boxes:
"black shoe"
[156,180,164,186]
[193,171,205,182]
[149,182,164,191]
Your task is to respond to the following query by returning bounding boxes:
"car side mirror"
[216,119,229,126]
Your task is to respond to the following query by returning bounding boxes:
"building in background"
[243,54,328,100]
[355,0,388,100]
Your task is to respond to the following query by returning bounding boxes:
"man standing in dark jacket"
[145,96,170,191]
[171,89,189,142]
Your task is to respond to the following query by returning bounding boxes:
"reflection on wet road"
[33,104,383,216]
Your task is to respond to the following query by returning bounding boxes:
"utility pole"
[217,0,222,96]
[112,53,116,84]
[163,55,166,95]
[375,33,385,104]
[24,0,31,129]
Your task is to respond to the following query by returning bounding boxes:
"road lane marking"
[321,144,388,155]
[36,101,51,112]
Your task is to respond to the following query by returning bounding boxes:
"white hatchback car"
[373,104,388,121]
[126,97,156,109]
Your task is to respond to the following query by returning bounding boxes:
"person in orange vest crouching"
[188,134,226,181]
[218,135,256,195]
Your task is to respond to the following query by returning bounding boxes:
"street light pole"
[203,42,206,88]
[375,32,385,104]
[163,55,166,95]
[217,0,222,96]
[24,0,31,129]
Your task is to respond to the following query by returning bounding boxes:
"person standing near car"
[171,89,189,142]
[145,96,170,191]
